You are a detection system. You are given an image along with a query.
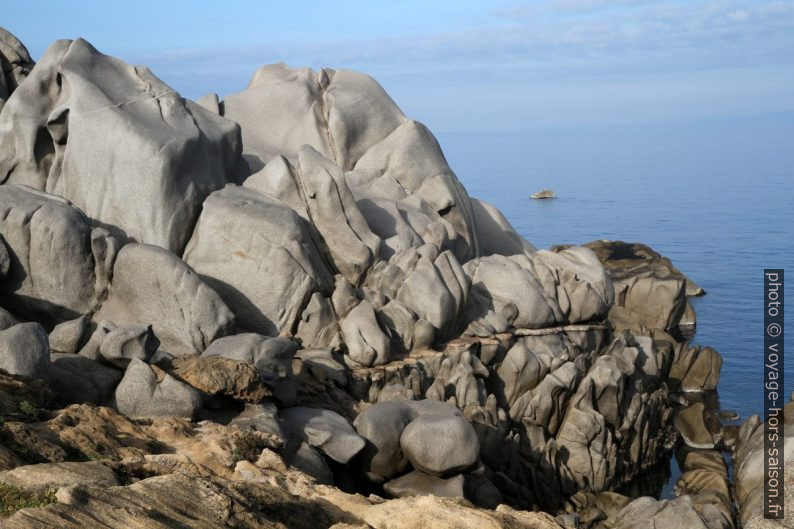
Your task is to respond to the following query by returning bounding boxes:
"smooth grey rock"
[400,414,479,475]
[295,146,381,285]
[98,324,158,368]
[295,348,347,385]
[222,63,405,171]
[202,333,298,406]
[95,243,234,357]
[47,352,123,405]
[353,399,464,482]
[0,322,49,378]
[731,402,794,528]
[332,276,391,366]
[348,119,479,262]
[494,335,566,408]
[0,306,19,331]
[384,471,465,499]
[0,186,115,326]
[464,247,612,333]
[290,441,334,484]
[0,28,34,110]
[114,358,202,419]
[0,38,244,253]
[183,185,332,336]
[196,92,220,114]
[278,407,365,464]
[584,240,705,297]
[470,198,536,257]
[295,293,342,349]
[48,316,89,354]
[576,241,696,332]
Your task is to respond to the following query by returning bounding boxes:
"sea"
[437,115,794,497]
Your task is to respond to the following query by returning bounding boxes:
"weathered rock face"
[202,333,298,406]
[222,63,405,171]
[47,353,123,405]
[278,406,365,464]
[0,28,34,110]
[114,359,202,419]
[94,243,235,357]
[0,28,733,529]
[0,322,50,379]
[463,248,613,336]
[731,399,794,528]
[158,356,272,403]
[0,186,115,326]
[184,185,333,336]
[669,343,722,392]
[0,38,244,254]
[569,240,703,334]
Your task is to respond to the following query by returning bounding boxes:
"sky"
[4,0,794,132]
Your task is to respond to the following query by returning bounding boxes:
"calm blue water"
[438,115,794,423]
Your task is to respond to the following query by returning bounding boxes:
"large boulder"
[463,247,612,334]
[0,322,49,379]
[331,275,392,366]
[731,400,794,528]
[353,399,471,482]
[0,186,115,326]
[470,198,536,257]
[669,344,722,392]
[183,185,333,336]
[0,38,244,254]
[573,240,699,332]
[222,63,405,171]
[114,358,202,419]
[347,119,479,262]
[94,243,234,357]
[250,148,382,286]
[47,353,123,405]
[400,414,480,475]
[0,28,34,111]
[278,407,366,464]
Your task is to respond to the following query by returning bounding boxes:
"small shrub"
[0,484,56,517]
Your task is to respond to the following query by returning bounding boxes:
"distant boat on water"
[531,188,556,199]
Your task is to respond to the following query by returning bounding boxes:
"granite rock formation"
[0,27,734,528]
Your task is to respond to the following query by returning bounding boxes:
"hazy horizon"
[4,0,794,133]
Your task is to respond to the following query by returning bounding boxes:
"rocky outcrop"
[0,323,49,379]
[558,240,704,334]
[0,186,115,326]
[0,28,34,110]
[730,398,794,528]
[0,27,736,529]
[94,243,235,357]
[184,185,333,336]
[0,38,244,254]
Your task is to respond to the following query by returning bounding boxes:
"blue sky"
[4,0,794,131]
